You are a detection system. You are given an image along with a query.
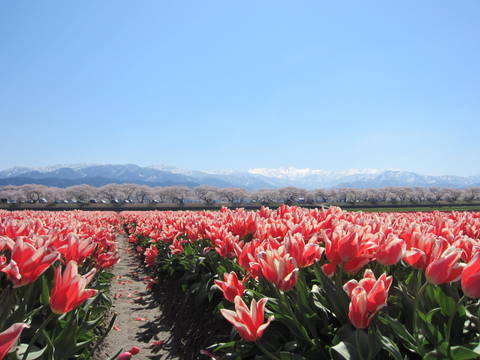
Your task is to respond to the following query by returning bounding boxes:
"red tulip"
[213,231,241,258]
[257,247,298,291]
[169,238,185,255]
[235,241,263,279]
[58,233,96,264]
[403,233,442,270]
[375,234,405,266]
[0,221,29,240]
[0,236,14,252]
[0,323,29,360]
[348,287,371,328]
[50,260,98,314]
[284,233,324,268]
[128,234,138,244]
[322,228,375,277]
[214,271,246,302]
[425,242,464,285]
[461,252,480,298]
[343,269,392,328]
[228,213,257,238]
[0,259,20,282]
[2,237,59,287]
[220,296,273,342]
[144,245,158,267]
[96,252,120,269]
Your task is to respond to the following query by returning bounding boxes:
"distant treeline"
[1,184,480,206]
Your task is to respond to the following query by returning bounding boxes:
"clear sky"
[1,1,479,176]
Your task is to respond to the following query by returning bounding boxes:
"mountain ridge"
[0,164,478,190]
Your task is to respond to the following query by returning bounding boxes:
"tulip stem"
[0,286,14,328]
[412,277,429,346]
[355,328,365,360]
[446,295,465,359]
[367,327,373,360]
[276,288,314,346]
[22,312,56,360]
[256,341,280,360]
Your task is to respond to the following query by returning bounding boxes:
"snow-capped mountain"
[248,167,385,179]
[0,164,479,190]
[247,167,390,189]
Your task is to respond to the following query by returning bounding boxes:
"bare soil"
[94,237,178,360]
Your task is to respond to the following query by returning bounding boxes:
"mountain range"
[0,164,479,190]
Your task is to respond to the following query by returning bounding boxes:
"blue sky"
[1,1,479,176]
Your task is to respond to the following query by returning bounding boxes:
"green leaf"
[417,310,443,345]
[74,339,92,352]
[279,351,306,360]
[423,349,441,360]
[40,276,50,305]
[378,315,417,351]
[450,345,480,360]
[16,343,48,360]
[316,272,349,324]
[212,341,236,351]
[437,341,449,356]
[330,341,357,360]
[85,315,104,329]
[434,287,457,317]
[378,334,403,360]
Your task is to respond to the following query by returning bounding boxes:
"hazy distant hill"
[0,164,478,190]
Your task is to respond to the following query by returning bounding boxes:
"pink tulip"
[220,296,273,342]
[284,233,324,268]
[2,237,59,287]
[214,271,246,302]
[50,260,98,314]
[322,229,375,277]
[461,252,480,298]
[426,246,465,285]
[375,234,405,266]
[144,245,158,267]
[257,247,298,291]
[0,323,29,360]
[343,269,392,328]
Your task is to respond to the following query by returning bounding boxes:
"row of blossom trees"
[1,184,480,205]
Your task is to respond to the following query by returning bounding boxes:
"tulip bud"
[117,352,132,360]
[129,346,140,355]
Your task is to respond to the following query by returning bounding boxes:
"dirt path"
[95,237,178,360]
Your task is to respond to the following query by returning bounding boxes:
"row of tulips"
[0,210,121,360]
[123,206,480,359]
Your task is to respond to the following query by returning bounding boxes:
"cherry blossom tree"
[162,186,191,206]
[116,184,137,201]
[18,185,49,202]
[97,184,121,201]
[66,185,96,202]
[251,189,278,205]
[134,185,152,203]
[194,185,219,205]
[277,187,307,204]
[218,188,248,204]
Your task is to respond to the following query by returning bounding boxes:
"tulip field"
[123,206,480,360]
[0,210,121,360]
[1,207,480,359]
